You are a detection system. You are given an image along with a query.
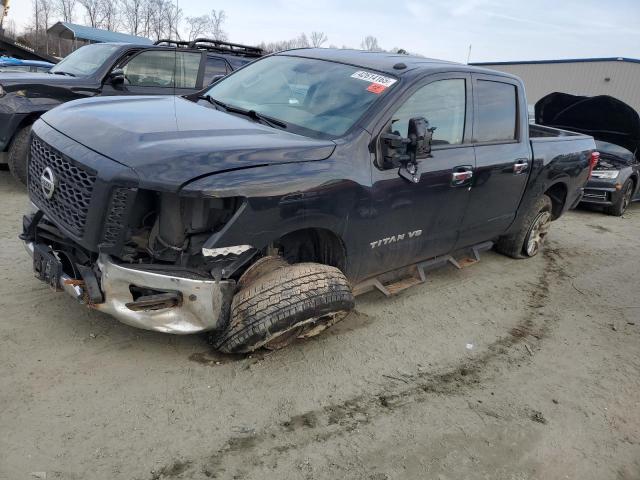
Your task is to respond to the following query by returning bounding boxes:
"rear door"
[363,73,475,278]
[456,75,531,248]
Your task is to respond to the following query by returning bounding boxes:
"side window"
[175,52,202,89]
[123,50,176,88]
[475,80,517,142]
[391,79,466,146]
[203,57,229,86]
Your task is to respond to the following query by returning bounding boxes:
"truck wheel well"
[6,113,42,151]
[276,228,347,272]
[545,182,567,219]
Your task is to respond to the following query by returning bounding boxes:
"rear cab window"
[475,79,518,143]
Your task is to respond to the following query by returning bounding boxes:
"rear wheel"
[605,179,634,216]
[214,262,354,353]
[7,125,31,186]
[495,195,553,259]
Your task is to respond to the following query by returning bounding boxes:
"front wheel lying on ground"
[214,262,355,353]
[495,194,553,259]
[7,125,31,186]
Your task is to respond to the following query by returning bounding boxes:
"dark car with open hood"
[21,49,596,353]
[536,92,640,216]
[0,38,262,184]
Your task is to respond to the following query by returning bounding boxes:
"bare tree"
[185,15,208,41]
[208,9,226,41]
[164,1,182,40]
[56,0,76,23]
[102,0,120,30]
[310,31,327,48]
[78,0,104,28]
[360,35,380,51]
[29,0,53,51]
[120,0,143,35]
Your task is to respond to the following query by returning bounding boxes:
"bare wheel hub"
[525,211,552,256]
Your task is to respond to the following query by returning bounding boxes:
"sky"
[7,0,640,63]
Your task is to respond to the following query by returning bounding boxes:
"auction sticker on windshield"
[350,71,397,87]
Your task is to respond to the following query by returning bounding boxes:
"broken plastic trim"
[202,245,253,257]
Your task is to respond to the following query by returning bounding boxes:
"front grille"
[28,136,96,237]
[100,188,134,247]
[583,189,608,201]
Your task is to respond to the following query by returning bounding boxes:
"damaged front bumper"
[24,241,235,334]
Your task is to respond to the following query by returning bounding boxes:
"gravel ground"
[1,169,639,480]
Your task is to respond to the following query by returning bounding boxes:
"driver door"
[102,49,202,96]
[363,74,475,278]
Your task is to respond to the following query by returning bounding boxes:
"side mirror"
[109,68,125,85]
[208,74,225,86]
[407,117,434,158]
[380,131,410,170]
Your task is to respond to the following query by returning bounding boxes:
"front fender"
[0,94,58,151]
[180,160,366,253]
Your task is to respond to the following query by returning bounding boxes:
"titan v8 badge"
[370,230,422,249]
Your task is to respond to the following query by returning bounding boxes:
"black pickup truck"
[0,38,262,184]
[21,49,597,353]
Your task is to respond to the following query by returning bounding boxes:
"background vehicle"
[21,49,596,353]
[536,92,640,215]
[0,38,262,184]
[0,57,54,73]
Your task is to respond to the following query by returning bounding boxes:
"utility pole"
[466,44,472,64]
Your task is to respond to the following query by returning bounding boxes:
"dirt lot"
[1,169,639,480]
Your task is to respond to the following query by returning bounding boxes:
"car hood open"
[535,92,640,158]
[41,96,336,190]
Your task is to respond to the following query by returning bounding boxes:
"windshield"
[205,55,397,138]
[50,44,120,77]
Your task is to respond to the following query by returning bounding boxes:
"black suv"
[0,38,262,184]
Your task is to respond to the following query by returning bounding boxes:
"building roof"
[471,57,640,66]
[0,33,58,63]
[47,22,153,45]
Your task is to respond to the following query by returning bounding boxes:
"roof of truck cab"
[278,48,518,79]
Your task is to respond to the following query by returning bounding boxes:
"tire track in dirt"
[145,245,568,480]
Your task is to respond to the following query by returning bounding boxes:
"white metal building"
[471,58,640,113]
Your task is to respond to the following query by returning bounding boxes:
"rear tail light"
[588,151,600,179]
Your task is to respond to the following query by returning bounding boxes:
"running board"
[353,241,493,297]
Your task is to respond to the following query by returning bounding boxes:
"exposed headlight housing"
[590,170,619,179]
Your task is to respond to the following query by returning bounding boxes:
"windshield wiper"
[52,71,76,77]
[198,95,287,129]
[198,94,227,111]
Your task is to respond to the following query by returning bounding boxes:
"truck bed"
[529,123,588,139]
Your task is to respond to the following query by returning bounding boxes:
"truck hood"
[0,72,83,89]
[40,96,336,190]
[535,92,640,158]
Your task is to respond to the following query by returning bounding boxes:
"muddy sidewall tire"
[7,126,31,186]
[215,262,354,354]
[495,195,553,259]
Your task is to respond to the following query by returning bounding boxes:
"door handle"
[452,167,473,186]
[513,159,529,174]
